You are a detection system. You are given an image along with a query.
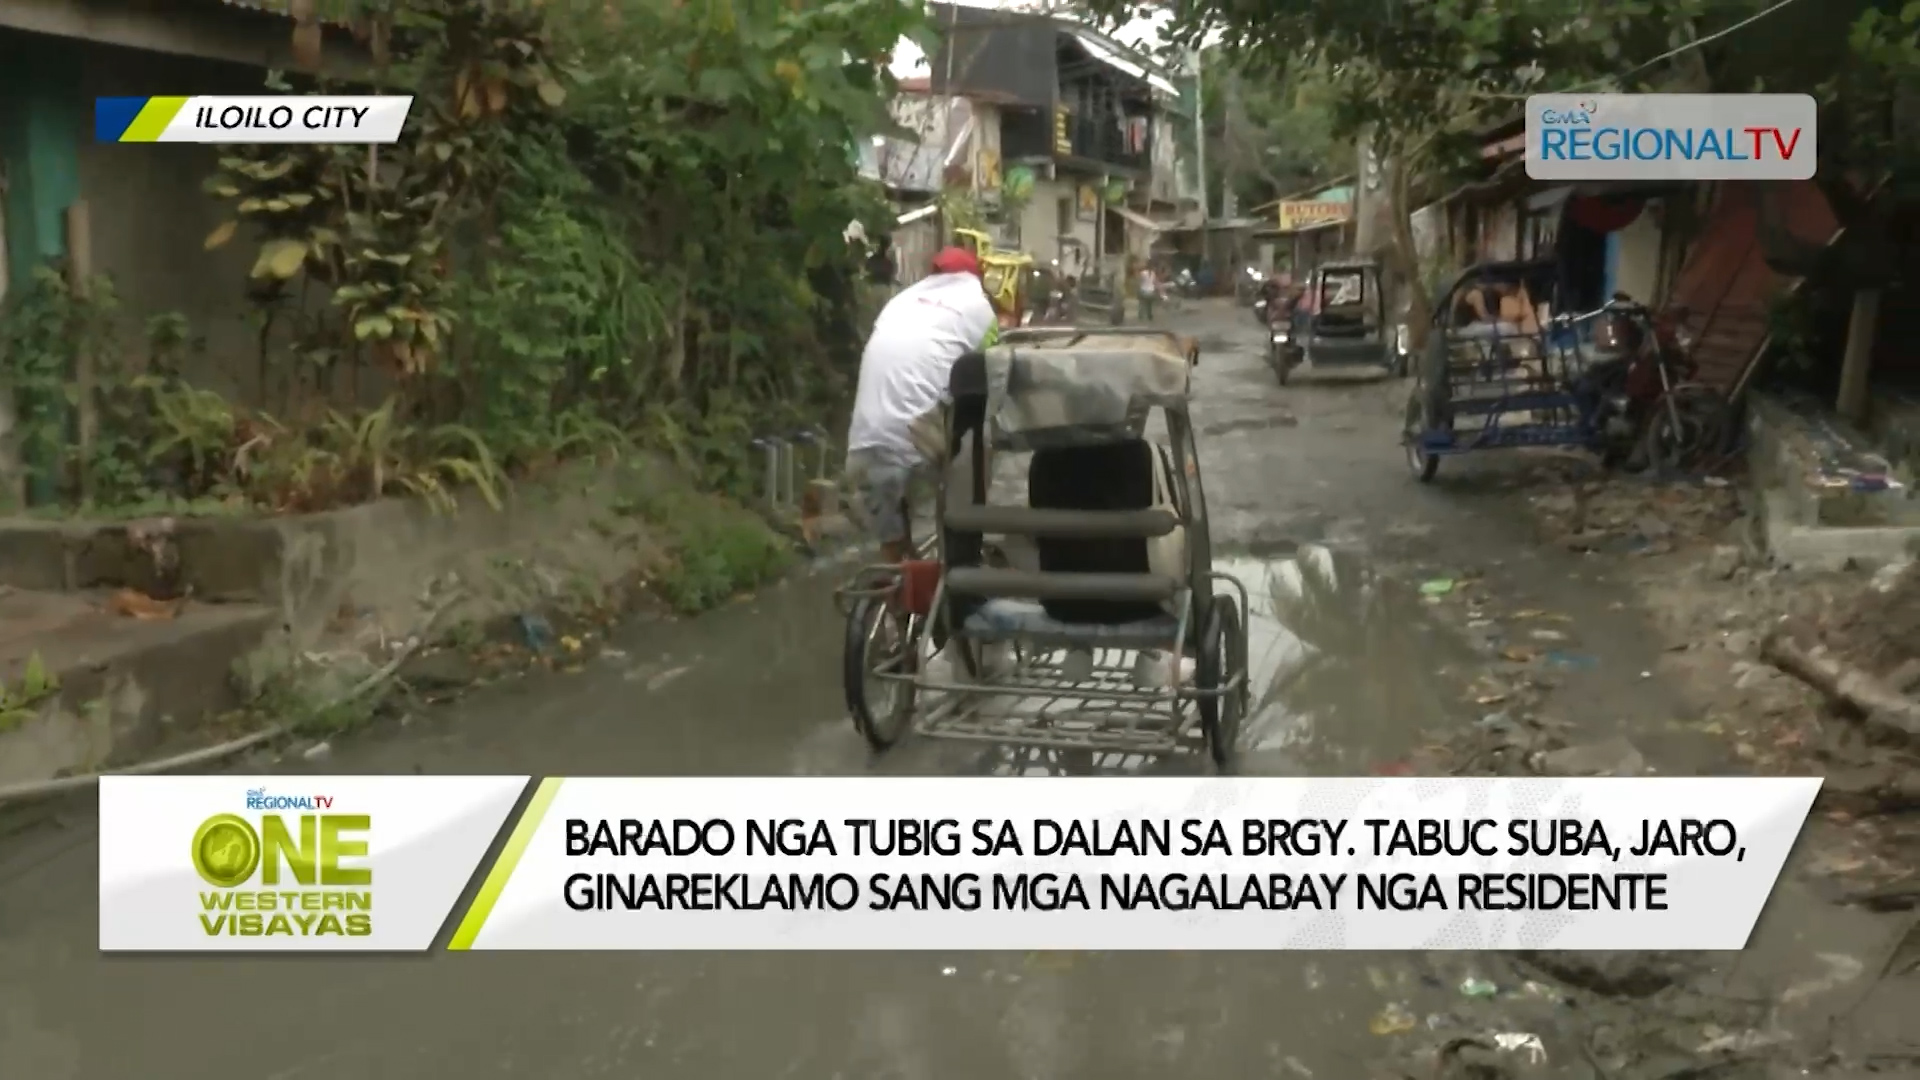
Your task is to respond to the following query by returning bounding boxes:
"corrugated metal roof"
[214,0,357,26]
[1669,181,1838,395]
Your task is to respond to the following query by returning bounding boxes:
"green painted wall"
[0,31,85,503]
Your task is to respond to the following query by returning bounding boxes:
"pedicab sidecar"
[835,327,1251,769]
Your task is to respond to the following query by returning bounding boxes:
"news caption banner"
[447,776,1821,952]
[94,95,412,144]
[1526,93,1816,181]
[98,775,527,951]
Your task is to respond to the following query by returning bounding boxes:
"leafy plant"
[0,651,61,731]
[636,488,792,614]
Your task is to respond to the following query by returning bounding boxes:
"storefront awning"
[1066,29,1182,95]
[1111,205,1175,232]
[1527,186,1574,212]
[1276,218,1350,237]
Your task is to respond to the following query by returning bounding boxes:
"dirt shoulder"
[1394,462,1920,1079]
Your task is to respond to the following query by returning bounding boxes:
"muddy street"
[0,303,1909,1079]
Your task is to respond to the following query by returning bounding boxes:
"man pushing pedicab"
[844,245,999,564]
[844,245,1007,683]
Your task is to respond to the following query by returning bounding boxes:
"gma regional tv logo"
[191,790,372,938]
[1526,93,1815,181]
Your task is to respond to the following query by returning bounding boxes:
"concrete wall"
[1612,201,1665,305]
[1021,176,1099,274]
[0,29,344,419]
[77,41,272,402]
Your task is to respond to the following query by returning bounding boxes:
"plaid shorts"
[844,449,927,546]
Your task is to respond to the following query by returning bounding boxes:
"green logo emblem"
[192,813,261,888]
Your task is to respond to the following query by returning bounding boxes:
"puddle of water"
[812,544,1480,779]
[1221,546,1479,772]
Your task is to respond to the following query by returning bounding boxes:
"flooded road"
[0,559,1488,1080]
[0,304,1807,1078]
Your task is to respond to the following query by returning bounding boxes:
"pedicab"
[835,327,1251,768]
[1401,258,1728,482]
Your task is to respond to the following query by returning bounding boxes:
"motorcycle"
[1578,296,1726,471]
[1019,263,1076,326]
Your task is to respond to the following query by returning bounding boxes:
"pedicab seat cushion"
[962,598,1179,643]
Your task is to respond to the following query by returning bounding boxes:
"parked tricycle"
[1401,259,1730,482]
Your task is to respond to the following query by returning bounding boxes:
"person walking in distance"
[1136,261,1158,322]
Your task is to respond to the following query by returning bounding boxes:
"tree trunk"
[66,201,95,507]
[1382,147,1433,348]
[1836,287,1882,425]
[1762,626,1920,742]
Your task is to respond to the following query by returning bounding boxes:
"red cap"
[930,247,981,277]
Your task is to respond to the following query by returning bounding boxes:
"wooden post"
[0,175,19,511]
[65,200,94,505]
[1836,286,1882,426]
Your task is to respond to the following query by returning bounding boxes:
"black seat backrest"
[1027,439,1164,625]
[943,350,990,604]
[948,349,987,405]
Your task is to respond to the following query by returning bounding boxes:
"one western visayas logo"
[191,790,372,938]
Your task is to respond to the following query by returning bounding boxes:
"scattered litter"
[646,665,692,692]
[1708,544,1744,580]
[940,966,957,976]
[1696,1028,1791,1053]
[1024,952,1076,972]
[1544,651,1597,671]
[516,613,555,652]
[1779,951,1865,1004]
[107,588,182,621]
[302,741,333,761]
[1281,1055,1312,1079]
[1536,737,1646,777]
[1516,980,1559,1001]
[1369,1003,1417,1036]
[600,648,627,660]
[1420,578,1457,596]
[1302,963,1324,990]
[1870,560,1911,593]
[1528,629,1568,642]
[1501,646,1537,662]
[1458,976,1499,997]
[1492,1032,1547,1064]
[560,635,583,653]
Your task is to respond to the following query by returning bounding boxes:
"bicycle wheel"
[843,597,919,752]
[1195,596,1246,772]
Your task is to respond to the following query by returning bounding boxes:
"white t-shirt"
[847,272,996,465]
